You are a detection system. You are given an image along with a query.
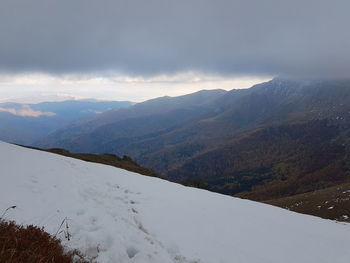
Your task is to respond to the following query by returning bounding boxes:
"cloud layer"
[1,0,350,78]
[0,105,56,117]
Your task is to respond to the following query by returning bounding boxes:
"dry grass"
[0,220,89,263]
[20,145,162,179]
[265,182,350,222]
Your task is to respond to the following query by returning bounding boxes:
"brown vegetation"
[0,220,89,263]
[21,145,162,179]
[171,120,350,196]
[264,182,350,222]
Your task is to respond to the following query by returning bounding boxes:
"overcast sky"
[0,0,349,101]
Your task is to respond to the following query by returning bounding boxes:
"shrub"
[0,219,89,263]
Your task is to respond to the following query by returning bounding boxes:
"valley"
[29,78,350,221]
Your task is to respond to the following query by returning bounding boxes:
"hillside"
[25,144,350,223]
[264,182,350,222]
[23,145,161,179]
[170,120,350,196]
[1,141,350,263]
[36,78,350,199]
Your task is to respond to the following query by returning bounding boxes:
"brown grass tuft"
[0,220,89,263]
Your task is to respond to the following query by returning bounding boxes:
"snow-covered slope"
[0,141,349,263]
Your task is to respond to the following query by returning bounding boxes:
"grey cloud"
[0,0,350,78]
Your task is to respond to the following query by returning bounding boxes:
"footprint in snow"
[30,176,38,183]
[76,209,86,216]
[126,246,139,259]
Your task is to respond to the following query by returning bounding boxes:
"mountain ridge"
[35,78,350,200]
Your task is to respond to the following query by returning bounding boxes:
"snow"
[0,141,350,263]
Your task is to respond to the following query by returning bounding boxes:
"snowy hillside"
[0,141,349,263]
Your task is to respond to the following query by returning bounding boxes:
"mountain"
[166,79,350,197]
[36,78,350,199]
[36,89,227,152]
[173,119,349,195]
[1,141,349,263]
[0,99,132,145]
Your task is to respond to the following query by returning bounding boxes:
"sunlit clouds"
[0,72,271,102]
[0,105,56,117]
